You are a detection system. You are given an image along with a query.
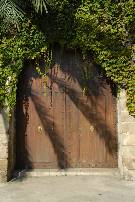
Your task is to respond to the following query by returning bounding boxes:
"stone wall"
[0,109,9,182]
[118,90,135,180]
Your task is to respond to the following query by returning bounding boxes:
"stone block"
[0,159,8,171]
[0,171,7,183]
[122,146,135,159]
[123,158,135,169]
[0,148,8,159]
[119,100,128,112]
[122,134,135,146]
[120,112,135,123]
[0,116,6,133]
[118,91,127,112]
[122,146,135,173]
[118,90,126,99]
[0,138,8,158]
[121,123,135,135]
[124,170,135,181]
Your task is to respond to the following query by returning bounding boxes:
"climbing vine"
[0,20,50,109]
[0,0,135,116]
[74,0,135,115]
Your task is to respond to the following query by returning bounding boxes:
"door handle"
[38,126,43,133]
[90,125,94,133]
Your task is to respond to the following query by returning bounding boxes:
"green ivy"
[0,21,49,109]
[74,0,135,116]
[0,0,135,116]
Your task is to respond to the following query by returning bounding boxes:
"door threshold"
[13,168,119,179]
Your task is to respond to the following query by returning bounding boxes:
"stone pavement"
[0,175,135,202]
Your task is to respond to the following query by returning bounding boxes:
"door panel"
[16,48,117,169]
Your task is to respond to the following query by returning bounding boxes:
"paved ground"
[0,175,135,202]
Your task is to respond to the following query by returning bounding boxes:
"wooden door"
[16,48,117,169]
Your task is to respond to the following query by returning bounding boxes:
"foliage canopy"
[0,0,135,115]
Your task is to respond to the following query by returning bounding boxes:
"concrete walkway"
[0,175,135,202]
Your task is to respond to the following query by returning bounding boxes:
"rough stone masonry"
[118,90,135,180]
[0,110,8,182]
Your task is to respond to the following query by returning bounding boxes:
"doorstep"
[13,168,120,179]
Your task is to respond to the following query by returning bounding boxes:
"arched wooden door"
[16,48,117,169]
